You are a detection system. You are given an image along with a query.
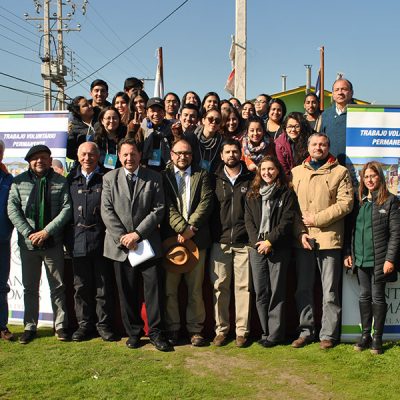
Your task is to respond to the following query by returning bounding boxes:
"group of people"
[0,76,398,356]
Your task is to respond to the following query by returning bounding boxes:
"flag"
[315,70,321,98]
[224,35,235,96]
[154,47,164,98]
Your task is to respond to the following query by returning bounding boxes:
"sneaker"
[19,330,36,345]
[189,333,207,347]
[235,336,247,348]
[55,328,70,342]
[213,334,227,347]
[1,328,15,341]
[291,336,313,348]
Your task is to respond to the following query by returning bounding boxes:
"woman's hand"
[344,255,353,269]
[383,260,395,275]
[256,240,272,255]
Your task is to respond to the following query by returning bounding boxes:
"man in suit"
[101,137,172,351]
[162,139,213,346]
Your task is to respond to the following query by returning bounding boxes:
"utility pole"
[234,0,246,102]
[25,1,82,111]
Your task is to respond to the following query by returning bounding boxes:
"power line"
[0,47,40,64]
[0,72,43,89]
[0,83,47,99]
[0,32,38,54]
[0,9,40,38]
[88,5,152,76]
[0,22,39,46]
[69,0,190,89]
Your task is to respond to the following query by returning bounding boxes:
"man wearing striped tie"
[162,139,213,346]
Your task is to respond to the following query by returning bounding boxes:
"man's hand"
[256,240,272,255]
[29,230,49,247]
[177,226,197,243]
[302,211,315,227]
[301,233,313,250]
[120,232,140,250]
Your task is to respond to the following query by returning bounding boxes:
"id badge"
[148,148,161,166]
[200,159,210,172]
[104,153,118,169]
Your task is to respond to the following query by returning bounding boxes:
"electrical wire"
[0,22,39,46]
[0,9,40,38]
[0,72,43,89]
[69,0,190,89]
[0,47,40,64]
[0,32,38,54]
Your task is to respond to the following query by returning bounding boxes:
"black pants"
[72,253,115,331]
[358,267,386,305]
[114,258,165,339]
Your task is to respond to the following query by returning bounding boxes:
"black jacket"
[212,162,254,245]
[66,164,109,257]
[245,185,297,250]
[345,192,400,283]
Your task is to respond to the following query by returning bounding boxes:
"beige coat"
[291,155,354,250]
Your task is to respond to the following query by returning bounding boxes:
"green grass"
[1,326,400,399]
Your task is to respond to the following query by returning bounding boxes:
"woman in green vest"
[344,161,400,354]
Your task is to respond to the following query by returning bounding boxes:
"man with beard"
[162,139,213,346]
[291,133,353,349]
[303,93,322,131]
[210,138,254,347]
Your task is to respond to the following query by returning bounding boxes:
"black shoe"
[258,339,279,348]
[150,335,174,352]
[167,330,179,346]
[19,330,36,345]
[55,329,70,341]
[126,336,140,349]
[98,328,119,342]
[72,327,93,342]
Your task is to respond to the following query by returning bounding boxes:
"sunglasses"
[206,116,221,124]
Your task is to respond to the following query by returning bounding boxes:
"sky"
[0,0,399,112]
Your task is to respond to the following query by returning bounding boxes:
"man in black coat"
[67,142,117,342]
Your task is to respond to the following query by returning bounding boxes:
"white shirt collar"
[123,166,139,177]
[174,165,191,175]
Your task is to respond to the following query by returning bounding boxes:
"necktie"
[178,171,188,220]
[127,173,136,198]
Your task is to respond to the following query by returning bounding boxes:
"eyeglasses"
[172,151,192,157]
[286,125,301,131]
[255,100,267,104]
[206,117,221,124]
[363,174,378,180]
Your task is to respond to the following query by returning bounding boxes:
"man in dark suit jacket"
[101,138,172,351]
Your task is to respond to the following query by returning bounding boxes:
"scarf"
[26,169,53,232]
[242,135,269,165]
[258,182,276,236]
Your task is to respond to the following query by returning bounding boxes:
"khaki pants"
[165,249,206,333]
[210,243,251,337]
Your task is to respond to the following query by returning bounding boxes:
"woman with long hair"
[241,116,274,171]
[222,107,244,141]
[195,108,223,173]
[266,98,286,140]
[94,106,126,167]
[245,155,297,347]
[181,91,201,109]
[112,92,130,126]
[67,96,96,160]
[344,161,400,354]
[200,92,220,117]
[240,101,256,122]
[275,112,312,178]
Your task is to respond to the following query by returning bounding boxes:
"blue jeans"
[0,241,11,330]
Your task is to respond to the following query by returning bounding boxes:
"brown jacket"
[291,155,354,250]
